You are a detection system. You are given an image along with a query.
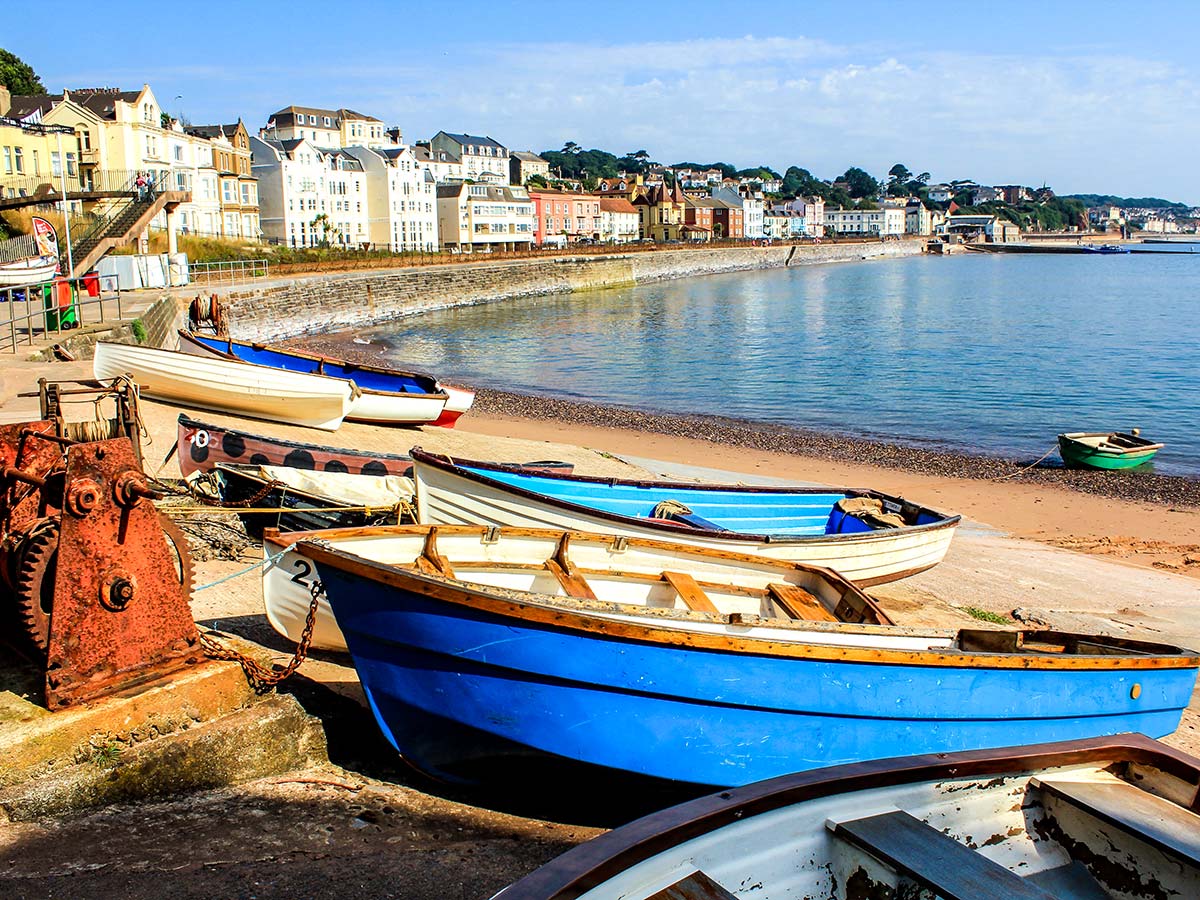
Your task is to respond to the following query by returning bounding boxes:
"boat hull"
[412,452,959,585]
[180,331,454,426]
[95,342,355,431]
[1058,434,1161,470]
[312,557,1195,789]
[177,414,415,478]
[0,257,58,287]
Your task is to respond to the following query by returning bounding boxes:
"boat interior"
[591,753,1200,900]
[458,464,945,535]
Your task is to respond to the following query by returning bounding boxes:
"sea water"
[364,251,1200,476]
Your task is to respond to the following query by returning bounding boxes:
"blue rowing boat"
[179,331,474,426]
[295,530,1199,790]
[411,448,961,585]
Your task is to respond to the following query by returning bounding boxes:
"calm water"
[363,252,1200,476]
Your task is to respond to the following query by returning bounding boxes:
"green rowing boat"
[1058,430,1164,470]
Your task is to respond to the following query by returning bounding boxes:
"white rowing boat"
[93,341,357,431]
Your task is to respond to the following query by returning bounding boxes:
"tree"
[561,141,581,155]
[526,173,548,188]
[840,167,880,199]
[886,163,912,197]
[0,49,45,95]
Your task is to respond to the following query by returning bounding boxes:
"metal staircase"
[68,190,185,277]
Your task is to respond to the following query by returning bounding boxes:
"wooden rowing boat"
[93,341,356,431]
[410,448,961,586]
[176,414,416,478]
[179,331,474,427]
[1058,430,1164,470]
[495,734,1200,900]
[204,463,413,538]
[287,526,1198,787]
[263,523,892,653]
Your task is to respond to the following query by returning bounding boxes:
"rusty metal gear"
[14,523,59,654]
[159,514,196,599]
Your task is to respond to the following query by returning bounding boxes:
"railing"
[0,273,123,353]
[0,167,170,201]
[188,259,270,284]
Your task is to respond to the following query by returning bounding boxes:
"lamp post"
[54,128,75,279]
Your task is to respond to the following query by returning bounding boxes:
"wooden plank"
[544,557,597,600]
[831,811,1057,900]
[1034,777,1200,867]
[767,583,837,621]
[662,570,719,614]
[646,870,737,900]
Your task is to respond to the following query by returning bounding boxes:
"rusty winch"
[0,378,203,709]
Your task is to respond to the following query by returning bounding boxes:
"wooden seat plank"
[662,570,719,613]
[767,583,836,621]
[646,870,737,900]
[544,557,597,599]
[830,810,1056,900]
[1033,777,1200,867]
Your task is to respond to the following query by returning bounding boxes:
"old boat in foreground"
[264,522,891,652]
[94,341,356,431]
[179,331,474,426]
[410,448,961,585]
[495,734,1200,900]
[1058,430,1164,470]
[291,528,1198,788]
[176,414,417,478]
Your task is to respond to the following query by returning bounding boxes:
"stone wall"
[223,241,922,342]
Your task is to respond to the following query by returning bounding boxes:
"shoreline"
[283,318,1200,511]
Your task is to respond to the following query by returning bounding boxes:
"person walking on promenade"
[135,172,148,201]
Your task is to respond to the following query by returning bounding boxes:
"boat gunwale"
[179,330,449,402]
[295,536,1200,669]
[177,413,415,467]
[491,734,1199,900]
[410,448,963,545]
[1058,432,1165,455]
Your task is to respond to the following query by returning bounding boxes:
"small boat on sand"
[0,216,59,287]
[201,463,414,538]
[94,341,356,431]
[179,331,474,427]
[1058,430,1164,470]
[287,526,1197,787]
[410,448,961,586]
[176,414,416,478]
[263,523,892,653]
[495,734,1200,900]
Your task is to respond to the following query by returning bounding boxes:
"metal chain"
[199,579,323,690]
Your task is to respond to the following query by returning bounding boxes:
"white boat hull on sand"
[413,458,958,586]
[349,389,448,425]
[0,256,58,287]
[94,341,356,431]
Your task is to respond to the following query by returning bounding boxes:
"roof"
[338,108,382,122]
[185,123,242,140]
[414,145,461,164]
[599,198,637,214]
[512,151,546,163]
[6,95,55,119]
[69,88,143,119]
[436,132,506,151]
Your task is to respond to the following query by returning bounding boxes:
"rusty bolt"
[113,471,161,507]
[108,578,134,610]
[64,478,102,517]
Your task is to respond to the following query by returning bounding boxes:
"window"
[323,116,332,127]
[173,145,183,161]
[79,129,91,150]
[51,151,61,177]
[222,180,235,202]
[13,147,22,174]
[309,115,317,125]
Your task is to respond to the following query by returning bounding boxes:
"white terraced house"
[344,145,439,252]
[251,136,369,248]
[429,131,510,182]
[263,105,394,150]
[436,182,534,252]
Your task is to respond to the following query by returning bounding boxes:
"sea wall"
[222,240,922,342]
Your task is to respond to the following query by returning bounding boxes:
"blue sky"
[11,0,1200,202]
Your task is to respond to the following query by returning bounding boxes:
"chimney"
[0,85,10,117]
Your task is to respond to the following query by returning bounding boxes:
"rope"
[652,499,693,518]
[192,546,290,593]
[991,443,1060,480]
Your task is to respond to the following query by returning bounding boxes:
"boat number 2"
[289,558,322,594]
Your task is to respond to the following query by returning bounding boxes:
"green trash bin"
[42,281,79,331]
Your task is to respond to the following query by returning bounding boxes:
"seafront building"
[343,146,438,252]
[429,132,510,183]
[436,182,535,252]
[183,121,259,239]
[633,181,687,241]
[529,188,601,245]
[250,136,368,248]
[598,197,639,243]
[510,151,550,185]
[5,83,260,241]
[823,205,906,237]
[263,105,392,150]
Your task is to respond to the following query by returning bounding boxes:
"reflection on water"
[363,253,1200,476]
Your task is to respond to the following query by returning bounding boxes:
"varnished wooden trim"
[294,540,1200,670]
[662,571,718,614]
[495,735,1200,900]
[768,583,836,622]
